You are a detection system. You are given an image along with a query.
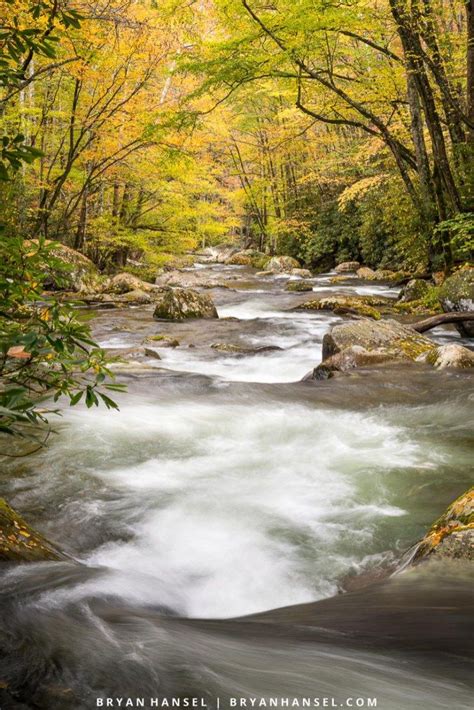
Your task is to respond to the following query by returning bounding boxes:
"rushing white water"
[39,396,442,618]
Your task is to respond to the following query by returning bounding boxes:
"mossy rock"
[285,280,314,292]
[106,272,155,294]
[421,344,474,369]
[0,499,67,562]
[153,288,218,321]
[438,268,474,337]
[295,296,388,319]
[399,278,431,303]
[226,253,253,266]
[27,240,102,294]
[335,261,360,273]
[144,334,180,347]
[322,318,435,362]
[266,255,300,272]
[413,488,474,562]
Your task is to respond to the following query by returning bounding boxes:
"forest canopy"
[0,0,472,274]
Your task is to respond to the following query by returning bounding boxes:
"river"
[0,265,473,709]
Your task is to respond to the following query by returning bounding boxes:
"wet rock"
[356,266,376,279]
[438,268,474,337]
[143,347,162,360]
[285,280,314,292]
[322,319,435,362]
[195,244,239,263]
[310,345,401,379]
[420,343,474,369]
[153,288,218,321]
[356,266,403,282]
[155,269,236,289]
[225,252,253,266]
[0,499,66,562]
[295,296,386,319]
[291,268,312,278]
[335,261,360,273]
[225,250,269,269]
[398,278,431,303]
[256,270,275,277]
[143,335,180,347]
[210,342,282,355]
[413,487,474,563]
[266,255,300,272]
[107,272,155,294]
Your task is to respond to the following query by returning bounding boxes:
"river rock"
[285,280,314,292]
[310,345,402,379]
[195,244,240,263]
[291,268,312,278]
[295,295,389,319]
[155,269,235,289]
[107,272,155,294]
[420,343,474,369]
[399,278,431,303]
[0,498,66,562]
[413,487,474,563]
[210,342,282,354]
[144,335,180,347]
[322,319,435,362]
[438,268,474,337]
[335,261,360,273]
[356,266,403,282]
[225,251,254,266]
[266,256,300,272]
[153,288,218,321]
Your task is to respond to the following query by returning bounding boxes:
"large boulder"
[322,318,435,362]
[153,288,218,321]
[34,241,101,293]
[399,278,431,303]
[438,268,474,337]
[225,250,269,269]
[0,498,66,562]
[107,272,155,294]
[266,255,300,272]
[413,488,474,563]
[335,261,360,273]
[421,343,474,369]
[295,295,394,319]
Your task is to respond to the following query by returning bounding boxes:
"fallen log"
[411,312,474,333]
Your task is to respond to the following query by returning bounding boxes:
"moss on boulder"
[285,280,314,292]
[399,278,431,303]
[322,318,435,362]
[266,255,300,272]
[413,488,474,563]
[29,241,102,293]
[421,343,474,369]
[438,268,474,337]
[295,295,390,319]
[0,499,66,562]
[153,288,218,321]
